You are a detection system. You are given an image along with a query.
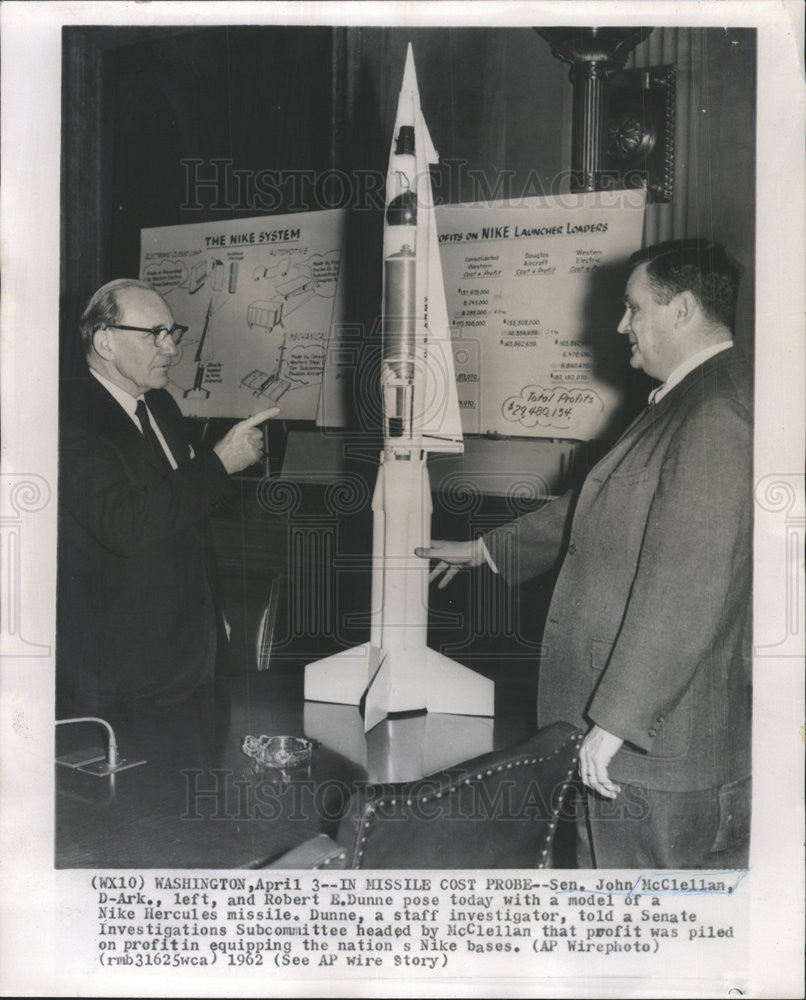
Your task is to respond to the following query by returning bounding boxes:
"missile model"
[183,298,213,399]
[304,45,494,731]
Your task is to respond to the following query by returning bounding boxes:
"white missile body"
[304,46,494,731]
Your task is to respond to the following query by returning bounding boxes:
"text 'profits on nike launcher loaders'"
[304,45,495,731]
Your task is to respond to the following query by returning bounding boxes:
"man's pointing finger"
[239,407,280,429]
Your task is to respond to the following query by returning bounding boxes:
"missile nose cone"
[401,43,418,93]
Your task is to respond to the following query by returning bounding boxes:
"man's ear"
[672,290,698,328]
[91,328,114,359]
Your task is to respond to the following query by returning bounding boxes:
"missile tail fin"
[419,182,463,452]
[423,647,495,717]
[420,115,439,166]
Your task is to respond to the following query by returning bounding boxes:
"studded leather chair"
[268,722,582,869]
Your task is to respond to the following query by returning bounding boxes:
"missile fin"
[304,642,383,705]
[364,654,393,732]
[419,114,439,166]
[419,184,464,451]
[424,647,495,717]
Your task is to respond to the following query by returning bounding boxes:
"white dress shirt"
[90,369,179,469]
[647,340,734,405]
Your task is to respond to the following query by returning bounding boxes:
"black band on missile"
[388,417,404,437]
[395,125,415,156]
[385,191,417,226]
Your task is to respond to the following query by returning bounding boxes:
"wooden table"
[56,669,534,869]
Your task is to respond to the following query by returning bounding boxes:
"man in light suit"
[58,279,277,715]
[419,240,752,868]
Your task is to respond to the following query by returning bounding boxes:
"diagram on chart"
[138,210,346,420]
[252,256,290,282]
[184,298,215,400]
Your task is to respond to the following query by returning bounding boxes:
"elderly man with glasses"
[57,278,277,714]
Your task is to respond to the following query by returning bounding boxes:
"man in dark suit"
[58,278,277,715]
[418,240,752,868]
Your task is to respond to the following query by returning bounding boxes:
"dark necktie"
[135,399,171,472]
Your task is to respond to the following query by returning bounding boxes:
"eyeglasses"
[108,323,188,347]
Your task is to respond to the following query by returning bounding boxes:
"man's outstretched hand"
[214,408,279,474]
[414,538,486,588]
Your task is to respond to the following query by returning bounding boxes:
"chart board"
[139,210,346,420]
[437,191,646,439]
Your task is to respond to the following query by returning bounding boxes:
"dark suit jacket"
[57,374,234,714]
[485,347,752,792]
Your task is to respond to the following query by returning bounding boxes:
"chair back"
[220,571,283,673]
[333,722,582,869]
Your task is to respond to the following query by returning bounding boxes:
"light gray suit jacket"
[485,347,752,791]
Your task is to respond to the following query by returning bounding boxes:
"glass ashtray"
[242,734,318,770]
